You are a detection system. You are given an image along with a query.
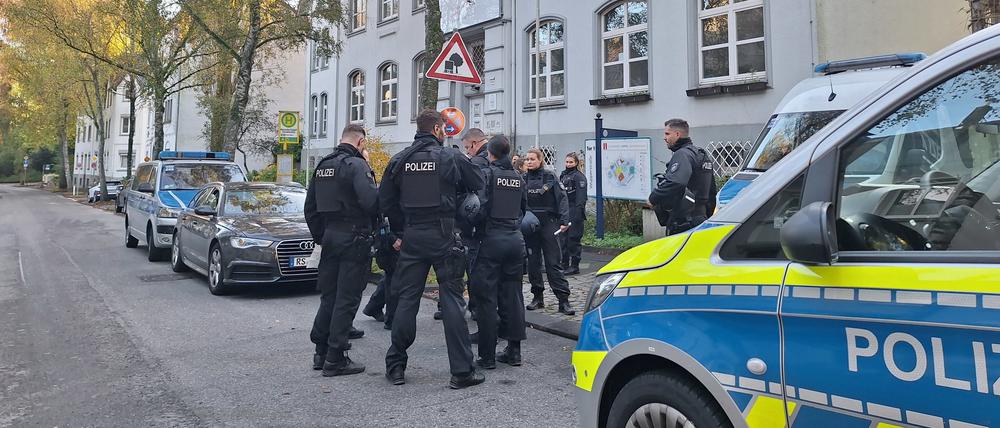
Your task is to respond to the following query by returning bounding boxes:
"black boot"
[362,304,385,322]
[349,326,365,339]
[564,264,580,275]
[476,357,496,370]
[526,293,544,311]
[449,369,486,389]
[558,299,576,316]
[322,352,365,377]
[312,353,324,370]
[386,366,406,385]
[497,341,522,366]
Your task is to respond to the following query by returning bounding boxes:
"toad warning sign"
[426,33,482,85]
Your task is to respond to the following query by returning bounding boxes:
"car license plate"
[289,257,308,268]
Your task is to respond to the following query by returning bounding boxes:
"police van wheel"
[170,233,188,273]
[125,220,139,248]
[146,225,168,262]
[606,371,730,428]
[207,245,231,296]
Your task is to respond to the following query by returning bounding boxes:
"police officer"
[523,148,575,316]
[305,124,379,377]
[559,152,587,275]
[469,135,527,368]
[362,216,398,330]
[379,109,486,389]
[648,119,717,235]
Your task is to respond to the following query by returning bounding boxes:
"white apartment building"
[304,0,970,173]
[73,78,151,189]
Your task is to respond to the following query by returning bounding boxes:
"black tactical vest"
[491,168,523,219]
[399,149,441,209]
[684,145,715,217]
[315,152,350,213]
[526,171,556,213]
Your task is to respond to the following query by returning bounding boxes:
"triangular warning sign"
[426,33,482,85]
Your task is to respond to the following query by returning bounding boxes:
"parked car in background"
[716,53,926,210]
[170,182,317,295]
[124,151,246,262]
[115,178,131,213]
[87,180,122,203]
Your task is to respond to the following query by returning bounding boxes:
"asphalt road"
[0,184,580,427]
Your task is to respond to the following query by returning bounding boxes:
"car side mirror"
[780,201,839,265]
[194,206,217,217]
[137,182,154,193]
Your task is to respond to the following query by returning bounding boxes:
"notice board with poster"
[584,137,652,201]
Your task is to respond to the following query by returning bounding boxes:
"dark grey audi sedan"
[170,182,317,295]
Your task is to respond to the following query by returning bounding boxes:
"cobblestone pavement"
[520,257,610,323]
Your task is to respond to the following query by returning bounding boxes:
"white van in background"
[716,53,926,209]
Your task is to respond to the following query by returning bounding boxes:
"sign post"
[276,111,301,184]
[22,155,29,185]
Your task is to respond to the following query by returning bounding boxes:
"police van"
[124,151,246,261]
[575,26,1000,428]
[717,53,926,209]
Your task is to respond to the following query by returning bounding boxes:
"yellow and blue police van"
[574,25,1000,428]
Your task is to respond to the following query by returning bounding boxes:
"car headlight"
[585,272,627,313]
[230,237,274,249]
[157,207,180,218]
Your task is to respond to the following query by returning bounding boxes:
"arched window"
[600,0,648,95]
[349,71,365,124]
[379,62,399,122]
[528,19,566,103]
[413,53,431,117]
[319,93,329,137]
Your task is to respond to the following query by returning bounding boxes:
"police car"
[717,52,925,210]
[575,26,1000,428]
[124,151,246,261]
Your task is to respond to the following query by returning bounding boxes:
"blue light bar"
[815,53,926,74]
[157,151,232,161]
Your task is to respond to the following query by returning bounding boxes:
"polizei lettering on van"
[846,327,1000,394]
[404,162,436,172]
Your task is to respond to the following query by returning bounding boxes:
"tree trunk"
[58,98,71,190]
[126,76,136,179]
[421,0,444,111]
[90,68,109,201]
[152,88,167,155]
[222,0,262,153]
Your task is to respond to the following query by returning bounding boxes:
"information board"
[585,137,652,201]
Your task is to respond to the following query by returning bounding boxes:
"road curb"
[525,310,580,341]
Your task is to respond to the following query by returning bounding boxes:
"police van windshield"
[223,188,305,216]
[160,164,246,190]
[744,110,845,171]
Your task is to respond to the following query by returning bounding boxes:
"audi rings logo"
[299,241,315,251]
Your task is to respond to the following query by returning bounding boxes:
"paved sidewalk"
[520,248,619,340]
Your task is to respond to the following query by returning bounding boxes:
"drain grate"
[139,273,196,282]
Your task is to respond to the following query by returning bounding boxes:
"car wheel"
[170,232,188,273]
[606,371,731,428]
[146,225,168,262]
[125,219,139,248]
[207,244,231,295]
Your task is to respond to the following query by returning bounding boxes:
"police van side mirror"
[780,201,839,265]
[137,182,154,193]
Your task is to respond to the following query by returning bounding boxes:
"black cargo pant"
[385,221,474,377]
[365,251,397,328]
[527,214,571,300]
[560,208,585,267]
[471,226,527,361]
[310,226,372,358]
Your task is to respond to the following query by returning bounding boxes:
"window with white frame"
[413,54,431,117]
[414,0,425,11]
[379,63,398,122]
[119,152,133,169]
[321,53,330,69]
[311,43,321,71]
[698,0,766,84]
[105,119,111,139]
[310,95,319,137]
[349,71,366,123]
[319,93,329,136]
[529,20,566,103]
[601,0,649,96]
[120,116,131,135]
[163,99,173,124]
[350,0,367,31]
[380,0,399,21]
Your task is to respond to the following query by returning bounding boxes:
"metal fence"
[705,140,754,179]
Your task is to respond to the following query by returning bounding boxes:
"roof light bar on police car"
[814,52,926,75]
[157,151,232,161]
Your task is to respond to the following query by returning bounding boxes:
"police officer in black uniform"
[305,124,379,377]
[523,148,575,316]
[469,135,527,368]
[648,119,717,235]
[362,216,398,329]
[379,110,486,389]
[559,152,587,275]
